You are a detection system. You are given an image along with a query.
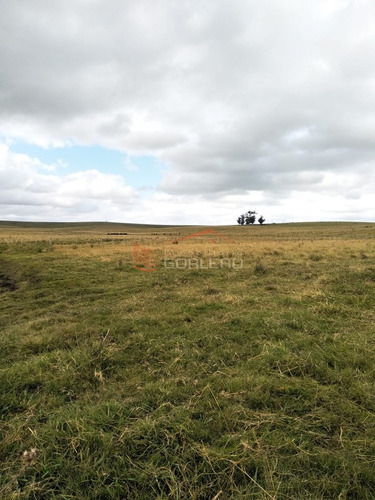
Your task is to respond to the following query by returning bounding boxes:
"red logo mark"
[173,229,234,244]
[132,243,157,272]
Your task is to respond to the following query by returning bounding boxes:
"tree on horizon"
[237,209,263,225]
[258,215,265,225]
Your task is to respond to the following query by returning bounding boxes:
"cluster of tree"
[237,210,265,225]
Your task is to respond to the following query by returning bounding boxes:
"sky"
[1,0,375,225]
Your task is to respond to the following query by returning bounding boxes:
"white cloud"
[0,145,138,220]
[1,0,375,222]
[1,141,374,224]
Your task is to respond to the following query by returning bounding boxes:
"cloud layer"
[1,0,375,222]
[0,145,138,221]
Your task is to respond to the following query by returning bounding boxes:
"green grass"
[1,222,375,498]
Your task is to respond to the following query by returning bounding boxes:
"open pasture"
[1,221,375,499]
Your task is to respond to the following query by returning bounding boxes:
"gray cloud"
[1,0,375,221]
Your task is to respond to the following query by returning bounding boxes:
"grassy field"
[1,221,375,499]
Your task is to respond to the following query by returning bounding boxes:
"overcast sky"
[1,0,374,224]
